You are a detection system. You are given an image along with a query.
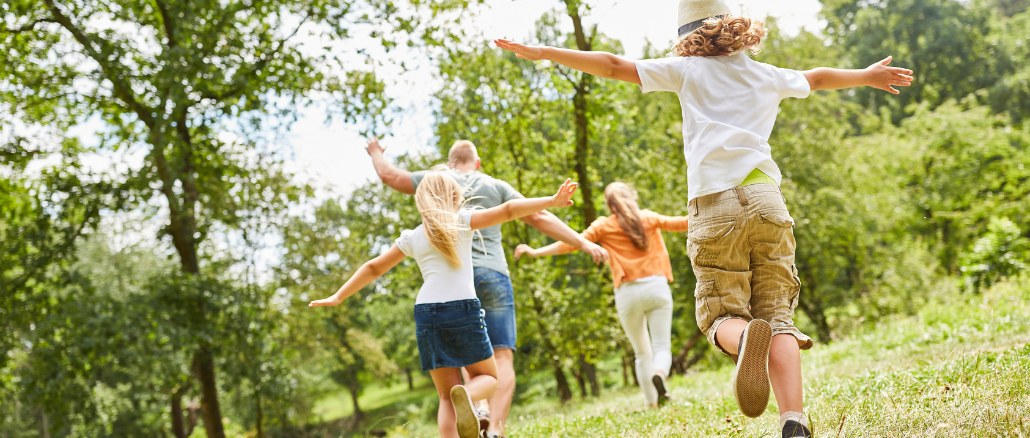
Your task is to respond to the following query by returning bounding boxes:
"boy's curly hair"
[673,16,765,57]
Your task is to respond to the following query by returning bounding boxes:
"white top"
[635,53,811,200]
[395,209,477,304]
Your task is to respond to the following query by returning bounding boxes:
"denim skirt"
[414,299,493,371]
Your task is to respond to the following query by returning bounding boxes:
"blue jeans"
[473,267,517,351]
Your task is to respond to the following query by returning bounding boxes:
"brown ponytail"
[605,182,648,251]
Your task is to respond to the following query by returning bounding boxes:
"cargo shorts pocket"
[789,264,801,311]
[759,209,795,228]
[689,216,736,244]
[693,279,720,333]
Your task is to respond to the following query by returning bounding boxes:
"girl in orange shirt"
[515,182,688,407]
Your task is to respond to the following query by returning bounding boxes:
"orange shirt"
[558,210,689,289]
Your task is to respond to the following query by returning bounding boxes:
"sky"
[287,0,823,195]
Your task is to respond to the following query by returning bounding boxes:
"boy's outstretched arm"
[513,242,576,261]
[470,179,578,229]
[309,245,406,307]
[495,39,641,85]
[804,56,914,94]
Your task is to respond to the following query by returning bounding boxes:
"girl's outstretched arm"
[495,39,641,85]
[653,213,690,232]
[513,242,575,260]
[470,178,578,230]
[804,56,914,95]
[308,245,406,307]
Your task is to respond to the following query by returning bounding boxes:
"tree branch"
[4,17,57,33]
[42,0,157,129]
[153,0,177,47]
[199,10,311,101]
[173,108,200,224]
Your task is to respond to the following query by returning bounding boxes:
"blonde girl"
[514,182,688,408]
[495,1,912,436]
[310,173,579,438]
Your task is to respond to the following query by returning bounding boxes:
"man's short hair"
[448,140,479,165]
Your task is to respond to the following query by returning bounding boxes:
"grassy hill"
[330,276,1030,437]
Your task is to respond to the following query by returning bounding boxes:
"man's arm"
[804,56,914,95]
[521,211,609,265]
[365,137,415,194]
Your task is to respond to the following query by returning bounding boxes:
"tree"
[1,0,478,435]
[822,0,989,118]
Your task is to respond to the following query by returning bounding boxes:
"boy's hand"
[550,178,578,208]
[309,296,341,307]
[365,137,385,156]
[494,39,546,61]
[513,244,535,261]
[865,56,914,95]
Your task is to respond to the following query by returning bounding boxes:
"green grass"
[340,276,1030,437]
[312,374,435,421]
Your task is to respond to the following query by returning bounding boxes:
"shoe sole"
[450,385,480,438]
[652,375,669,406]
[734,319,772,418]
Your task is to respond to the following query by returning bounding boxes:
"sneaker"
[652,374,671,407]
[781,419,812,438]
[733,319,772,417]
[449,385,481,438]
[477,410,490,438]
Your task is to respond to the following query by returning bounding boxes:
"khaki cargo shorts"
[687,184,813,353]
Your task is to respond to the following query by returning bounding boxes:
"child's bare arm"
[494,39,641,85]
[804,56,914,95]
[470,179,578,229]
[308,245,406,307]
[513,242,575,260]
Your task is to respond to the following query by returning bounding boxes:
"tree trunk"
[670,330,704,375]
[578,354,600,397]
[553,361,573,403]
[405,368,414,391]
[348,384,364,421]
[797,297,832,343]
[564,0,599,224]
[186,399,200,436]
[255,392,263,438]
[38,409,50,438]
[621,352,630,387]
[193,347,226,438]
[572,365,587,398]
[171,388,187,438]
[166,187,224,438]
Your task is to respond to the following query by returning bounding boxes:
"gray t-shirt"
[411,169,522,276]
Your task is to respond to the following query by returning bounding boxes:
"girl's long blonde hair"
[673,16,765,57]
[605,182,648,251]
[414,172,469,268]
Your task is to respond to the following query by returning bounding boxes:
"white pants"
[615,275,673,406]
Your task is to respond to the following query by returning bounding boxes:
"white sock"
[779,411,807,428]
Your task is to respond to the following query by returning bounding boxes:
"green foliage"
[961,217,1030,292]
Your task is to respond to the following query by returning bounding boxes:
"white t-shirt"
[395,209,477,304]
[635,53,811,200]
